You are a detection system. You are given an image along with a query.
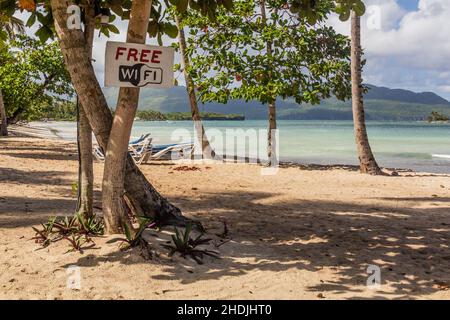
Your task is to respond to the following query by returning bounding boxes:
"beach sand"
[1,133,450,299]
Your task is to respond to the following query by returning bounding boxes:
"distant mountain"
[364,85,450,106]
[102,85,450,121]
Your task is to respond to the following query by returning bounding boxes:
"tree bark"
[0,89,7,136]
[175,14,215,159]
[76,2,95,219]
[351,11,382,175]
[260,0,277,165]
[267,101,277,164]
[101,0,154,233]
[50,0,188,229]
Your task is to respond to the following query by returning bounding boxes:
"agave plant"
[76,212,104,236]
[31,217,58,247]
[164,223,219,265]
[119,216,155,248]
[31,213,104,252]
[64,234,95,253]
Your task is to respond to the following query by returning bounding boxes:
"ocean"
[31,120,450,174]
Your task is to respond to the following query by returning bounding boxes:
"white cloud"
[17,1,450,100]
[328,0,450,100]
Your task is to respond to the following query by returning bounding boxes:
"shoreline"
[1,136,450,299]
[6,122,448,176]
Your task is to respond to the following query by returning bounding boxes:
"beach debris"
[433,280,450,291]
[216,220,230,239]
[173,166,201,172]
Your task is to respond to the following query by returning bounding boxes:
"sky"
[17,0,450,101]
[327,0,450,100]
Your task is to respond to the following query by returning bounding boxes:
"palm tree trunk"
[267,101,277,163]
[351,11,382,175]
[260,0,277,165]
[50,0,189,229]
[175,14,215,159]
[101,0,153,233]
[0,89,7,136]
[76,2,95,219]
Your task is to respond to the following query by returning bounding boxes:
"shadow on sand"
[65,190,450,299]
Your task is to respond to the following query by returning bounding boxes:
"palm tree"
[0,14,25,136]
[350,10,382,175]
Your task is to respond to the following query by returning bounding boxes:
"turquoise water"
[34,120,450,173]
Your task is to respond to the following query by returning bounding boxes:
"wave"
[432,154,450,160]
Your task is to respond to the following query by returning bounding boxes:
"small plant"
[117,216,154,247]
[52,215,78,235]
[31,213,104,253]
[71,182,78,198]
[64,234,95,253]
[32,217,58,247]
[76,212,104,236]
[111,216,155,260]
[164,223,219,265]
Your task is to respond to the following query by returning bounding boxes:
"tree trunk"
[259,0,277,165]
[351,11,382,175]
[0,89,7,136]
[101,0,154,233]
[76,3,95,219]
[77,106,93,218]
[267,101,277,164]
[175,14,215,159]
[50,0,189,229]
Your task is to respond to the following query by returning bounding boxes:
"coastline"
[1,134,450,299]
[7,121,450,176]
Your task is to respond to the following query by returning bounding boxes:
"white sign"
[104,41,174,88]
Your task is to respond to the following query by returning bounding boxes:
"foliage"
[183,0,352,108]
[0,11,24,45]
[163,223,219,264]
[135,110,244,121]
[119,216,155,248]
[0,0,235,44]
[0,35,74,123]
[105,216,157,260]
[427,111,449,123]
[38,100,78,121]
[32,213,104,253]
[0,1,366,44]
[136,110,167,121]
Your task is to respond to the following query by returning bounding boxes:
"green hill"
[102,85,450,121]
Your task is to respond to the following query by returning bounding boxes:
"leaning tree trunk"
[50,0,189,228]
[175,14,215,159]
[351,11,382,175]
[102,0,154,233]
[0,89,7,136]
[76,2,95,219]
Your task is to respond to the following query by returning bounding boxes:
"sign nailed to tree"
[105,41,174,88]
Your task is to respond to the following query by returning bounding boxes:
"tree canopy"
[0,0,366,43]
[0,35,74,122]
[182,0,352,106]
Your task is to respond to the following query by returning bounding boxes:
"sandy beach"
[1,127,450,299]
